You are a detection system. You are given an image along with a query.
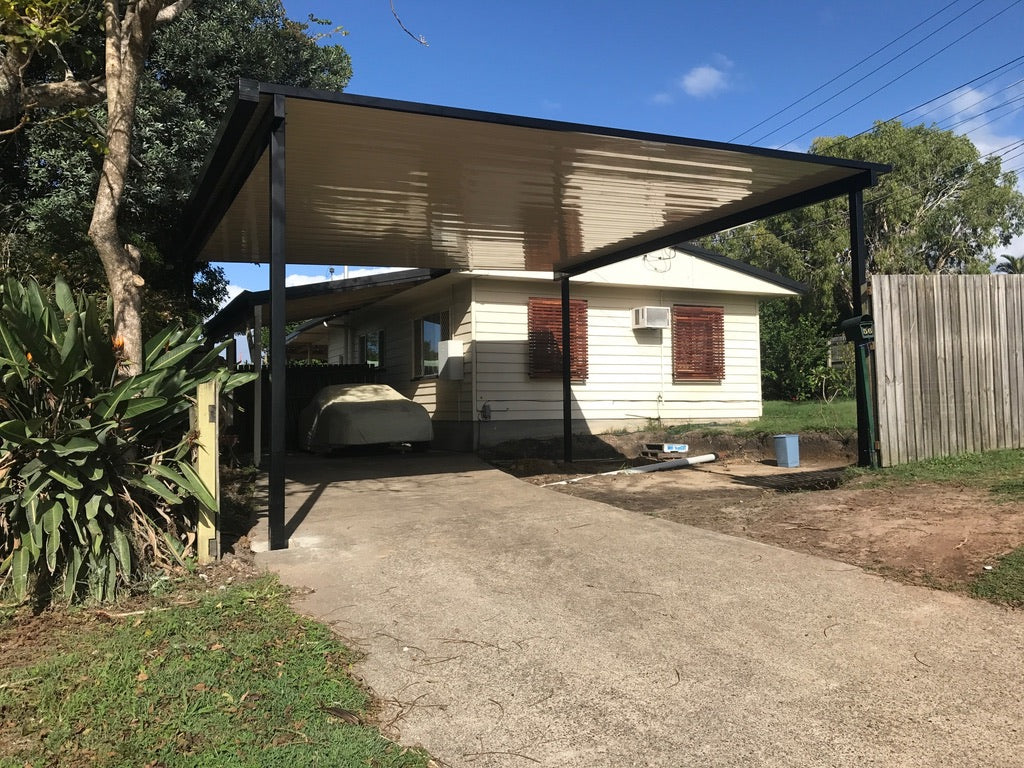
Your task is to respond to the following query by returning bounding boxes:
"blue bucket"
[774,434,800,468]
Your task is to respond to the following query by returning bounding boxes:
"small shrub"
[0,278,254,605]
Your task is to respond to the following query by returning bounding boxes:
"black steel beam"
[561,172,879,278]
[561,276,573,464]
[268,94,288,550]
[849,190,876,468]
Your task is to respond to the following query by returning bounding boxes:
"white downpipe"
[540,453,718,486]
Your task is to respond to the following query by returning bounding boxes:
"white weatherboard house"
[319,245,802,450]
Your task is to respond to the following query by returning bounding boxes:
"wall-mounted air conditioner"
[631,306,671,329]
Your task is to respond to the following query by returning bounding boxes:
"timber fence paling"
[873,274,1024,467]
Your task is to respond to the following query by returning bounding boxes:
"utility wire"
[783,0,1024,147]
[940,93,1024,133]
[931,76,1024,129]
[828,55,1024,149]
[730,0,965,142]
[749,0,990,145]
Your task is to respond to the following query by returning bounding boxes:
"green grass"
[665,398,857,437]
[0,576,429,768]
[972,546,1024,608]
[848,448,1024,495]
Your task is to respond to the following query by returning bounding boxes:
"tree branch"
[155,0,193,26]
[390,0,429,46]
[24,77,106,110]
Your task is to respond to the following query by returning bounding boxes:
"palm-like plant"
[0,278,254,604]
[995,255,1024,274]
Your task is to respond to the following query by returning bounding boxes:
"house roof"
[464,244,806,296]
[204,267,443,338]
[669,245,807,294]
[182,81,888,277]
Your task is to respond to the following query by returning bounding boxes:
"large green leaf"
[10,548,29,601]
[46,466,83,491]
[0,420,30,444]
[53,277,77,318]
[167,461,218,512]
[63,546,84,601]
[130,474,184,505]
[121,396,169,419]
[143,325,179,369]
[43,502,62,573]
[51,436,99,456]
[148,340,202,372]
[111,526,131,573]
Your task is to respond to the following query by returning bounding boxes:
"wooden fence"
[872,274,1024,467]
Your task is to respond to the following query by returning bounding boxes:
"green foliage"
[848,448,1024,490]
[0,277,254,605]
[758,299,853,401]
[0,575,431,767]
[666,399,857,437]
[1,0,352,329]
[996,254,1024,274]
[972,546,1024,608]
[707,121,1024,400]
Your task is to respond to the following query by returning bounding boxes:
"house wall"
[472,277,763,446]
[341,278,476,450]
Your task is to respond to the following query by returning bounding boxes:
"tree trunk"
[87,1,161,374]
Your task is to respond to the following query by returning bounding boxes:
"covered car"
[297,384,433,452]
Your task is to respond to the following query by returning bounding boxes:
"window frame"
[527,297,588,383]
[671,304,725,383]
[413,310,449,379]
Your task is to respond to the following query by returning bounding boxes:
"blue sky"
[218,0,1024,297]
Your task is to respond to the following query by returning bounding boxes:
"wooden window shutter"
[528,297,588,382]
[672,305,725,382]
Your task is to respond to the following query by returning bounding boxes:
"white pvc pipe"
[541,453,718,486]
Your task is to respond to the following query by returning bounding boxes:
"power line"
[931,76,1024,129]
[940,93,1024,133]
[784,0,1024,147]
[828,55,1024,149]
[749,0,991,145]
[730,0,966,143]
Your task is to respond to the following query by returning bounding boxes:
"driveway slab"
[254,452,1024,767]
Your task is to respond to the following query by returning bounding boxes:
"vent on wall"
[631,306,671,329]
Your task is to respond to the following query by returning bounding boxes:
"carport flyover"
[181,79,889,550]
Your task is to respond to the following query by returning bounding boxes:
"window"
[672,305,725,382]
[527,297,588,382]
[359,330,385,368]
[414,311,449,378]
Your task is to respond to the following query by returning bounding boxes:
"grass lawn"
[0,575,430,768]
[665,398,857,437]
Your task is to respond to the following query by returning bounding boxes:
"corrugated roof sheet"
[185,82,887,276]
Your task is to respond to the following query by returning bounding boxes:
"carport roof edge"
[181,79,889,276]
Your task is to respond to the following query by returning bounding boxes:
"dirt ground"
[488,431,1024,592]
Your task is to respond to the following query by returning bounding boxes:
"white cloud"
[285,272,330,287]
[681,63,730,98]
[650,55,734,105]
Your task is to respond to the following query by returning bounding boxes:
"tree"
[0,1,352,371]
[3,1,351,331]
[996,254,1024,274]
[707,121,1024,399]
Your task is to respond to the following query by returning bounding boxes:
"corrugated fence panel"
[873,274,1024,467]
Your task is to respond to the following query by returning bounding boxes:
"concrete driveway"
[254,452,1024,767]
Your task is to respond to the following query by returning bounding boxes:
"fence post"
[195,380,220,564]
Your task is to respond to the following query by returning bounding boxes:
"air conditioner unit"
[631,306,670,329]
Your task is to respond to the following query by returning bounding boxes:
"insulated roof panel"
[188,83,886,276]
